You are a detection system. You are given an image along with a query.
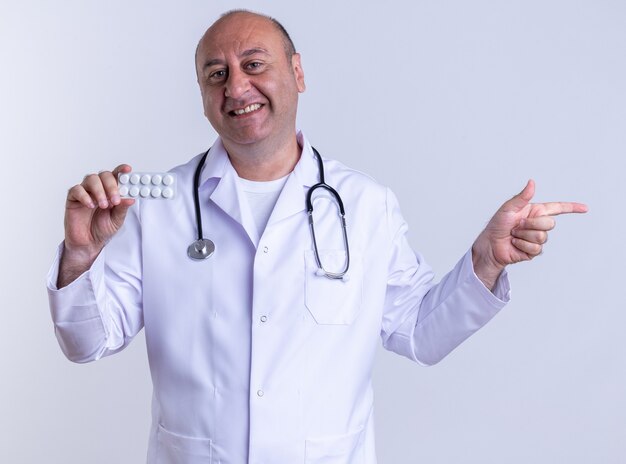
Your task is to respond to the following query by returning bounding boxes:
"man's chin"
[222,128,271,147]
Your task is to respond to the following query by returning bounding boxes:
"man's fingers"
[67,184,96,209]
[73,165,132,209]
[110,198,135,226]
[80,173,110,209]
[502,181,588,217]
[536,201,589,216]
[511,228,548,245]
[99,171,121,206]
[517,216,556,231]
[502,179,535,213]
[112,164,132,177]
[106,165,131,206]
[511,237,542,257]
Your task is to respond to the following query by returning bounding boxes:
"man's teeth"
[233,104,262,115]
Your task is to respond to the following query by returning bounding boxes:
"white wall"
[1,0,624,462]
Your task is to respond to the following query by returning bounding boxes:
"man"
[47,10,587,464]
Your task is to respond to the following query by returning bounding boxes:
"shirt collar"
[198,130,320,189]
[293,130,320,188]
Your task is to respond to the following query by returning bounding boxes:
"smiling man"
[47,10,587,464]
[195,12,305,182]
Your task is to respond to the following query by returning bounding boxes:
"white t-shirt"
[238,174,289,236]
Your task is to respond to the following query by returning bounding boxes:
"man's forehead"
[199,13,281,55]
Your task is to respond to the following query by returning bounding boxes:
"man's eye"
[246,62,263,71]
[209,70,227,80]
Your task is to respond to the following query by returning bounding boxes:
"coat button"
[263,246,269,253]
[260,315,268,323]
[257,389,264,397]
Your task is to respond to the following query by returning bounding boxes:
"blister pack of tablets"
[118,172,177,199]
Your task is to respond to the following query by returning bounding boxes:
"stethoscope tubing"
[188,146,350,279]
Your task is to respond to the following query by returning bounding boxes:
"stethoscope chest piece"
[188,238,215,260]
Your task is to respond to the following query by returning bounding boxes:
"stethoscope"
[187,147,350,280]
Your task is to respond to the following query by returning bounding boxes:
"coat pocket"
[304,250,363,325]
[305,427,365,464]
[156,424,213,464]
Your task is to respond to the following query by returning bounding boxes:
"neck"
[223,132,301,181]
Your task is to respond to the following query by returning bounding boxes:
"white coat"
[48,132,510,464]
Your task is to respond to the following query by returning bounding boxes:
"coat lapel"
[200,139,259,247]
[265,134,320,228]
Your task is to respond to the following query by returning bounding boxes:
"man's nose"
[224,68,250,99]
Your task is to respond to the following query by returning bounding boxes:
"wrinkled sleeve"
[46,207,144,363]
[380,188,510,366]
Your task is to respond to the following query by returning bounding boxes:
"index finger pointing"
[536,201,589,216]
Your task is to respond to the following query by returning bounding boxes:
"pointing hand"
[472,180,588,290]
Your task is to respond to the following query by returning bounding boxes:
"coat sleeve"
[380,188,511,366]
[46,206,144,363]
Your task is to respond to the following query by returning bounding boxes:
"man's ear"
[292,53,306,92]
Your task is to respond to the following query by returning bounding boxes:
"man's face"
[196,13,305,149]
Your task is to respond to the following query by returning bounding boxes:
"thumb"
[110,199,135,230]
[502,179,535,212]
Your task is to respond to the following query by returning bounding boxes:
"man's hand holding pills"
[58,164,135,287]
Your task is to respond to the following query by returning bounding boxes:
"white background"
[1,0,624,462]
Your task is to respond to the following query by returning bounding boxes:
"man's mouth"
[230,103,263,116]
